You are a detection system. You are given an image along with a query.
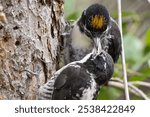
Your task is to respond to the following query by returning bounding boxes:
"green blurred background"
[64,0,150,100]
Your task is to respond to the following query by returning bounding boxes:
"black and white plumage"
[38,50,114,100]
[64,4,110,64]
[63,3,121,65]
[100,18,122,63]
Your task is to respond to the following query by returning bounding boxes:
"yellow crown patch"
[91,15,105,29]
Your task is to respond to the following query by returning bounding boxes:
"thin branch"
[130,81,150,88]
[117,0,130,100]
[108,81,140,98]
[108,79,149,100]
[128,82,149,100]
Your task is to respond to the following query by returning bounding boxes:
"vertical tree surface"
[0,0,64,99]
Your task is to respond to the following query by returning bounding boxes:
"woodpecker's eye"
[90,15,106,29]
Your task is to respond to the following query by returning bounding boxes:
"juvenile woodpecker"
[38,48,114,100]
[63,3,121,64]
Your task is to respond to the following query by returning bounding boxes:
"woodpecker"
[63,3,121,65]
[38,49,114,100]
[63,3,110,65]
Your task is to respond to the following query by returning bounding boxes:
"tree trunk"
[0,0,64,99]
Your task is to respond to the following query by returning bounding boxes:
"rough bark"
[0,0,64,99]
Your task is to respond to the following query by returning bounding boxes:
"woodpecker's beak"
[97,38,102,54]
[92,38,98,55]
[92,37,102,54]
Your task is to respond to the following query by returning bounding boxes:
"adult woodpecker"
[38,47,114,100]
[63,3,110,64]
[63,3,121,64]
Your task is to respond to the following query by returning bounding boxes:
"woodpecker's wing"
[52,64,98,100]
[106,17,122,63]
[38,64,70,100]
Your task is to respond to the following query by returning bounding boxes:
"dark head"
[83,50,114,85]
[78,4,110,38]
